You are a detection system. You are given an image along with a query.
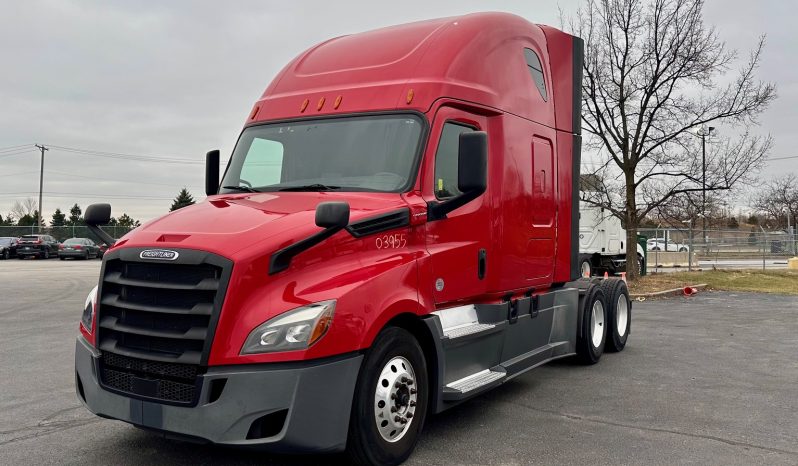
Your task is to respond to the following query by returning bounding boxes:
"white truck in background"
[578,204,645,277]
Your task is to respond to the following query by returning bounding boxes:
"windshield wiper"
[277,184,341,192]
[222,185,260,193]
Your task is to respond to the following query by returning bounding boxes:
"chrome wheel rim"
[616,294,628,337]
[374,356,417,443]
[590,300,605,348]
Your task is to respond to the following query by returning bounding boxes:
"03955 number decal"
[375,234,407,249]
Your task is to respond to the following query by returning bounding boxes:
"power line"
[0,149,38,159]
[0,191,174,200]
[768,155,798,162]
[43,169,204,189]
[46,144,203,164]
[0,144,35,153]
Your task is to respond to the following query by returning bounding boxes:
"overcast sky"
[0,0,795,222]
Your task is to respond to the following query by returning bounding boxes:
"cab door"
[420,107,492,304]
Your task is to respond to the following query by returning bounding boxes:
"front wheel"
[1,250,8,260]
[347,327,428,466]
[43,249,50,259]
[579,258,592,278]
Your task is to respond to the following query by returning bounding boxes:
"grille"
[96,250,231,405]
[101,352,198,403]
[346,208,410,238]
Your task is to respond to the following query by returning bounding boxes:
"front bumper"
[75,337,362,452]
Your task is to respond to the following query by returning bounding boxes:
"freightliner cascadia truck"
[75,12,631,466]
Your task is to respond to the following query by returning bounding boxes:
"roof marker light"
[406,89,414,104]
[249,106,260,120]
[317,96,326,111]
[334,95,342,109]
[300,99,309,113]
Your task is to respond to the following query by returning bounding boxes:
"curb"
[630,283,709,300]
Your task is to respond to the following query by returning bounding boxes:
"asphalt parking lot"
[1,260,797,465]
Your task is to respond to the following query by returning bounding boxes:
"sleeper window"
[524,48,547,101]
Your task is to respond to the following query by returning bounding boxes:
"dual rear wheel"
[576,279,631,364]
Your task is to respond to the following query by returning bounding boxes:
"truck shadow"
[104,369,561,465]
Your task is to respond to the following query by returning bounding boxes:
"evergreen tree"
[116,213,141,228]
[17,214,35,226]
[170,188,195,212]
[51,208,66,227]
[68,203,83,225]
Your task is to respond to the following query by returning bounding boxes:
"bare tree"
[567,0,776,279]
[10,198,37,220]
[750,174,798,230]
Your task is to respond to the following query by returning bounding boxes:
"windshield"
[220,114,424,193]
[0,238,11,246]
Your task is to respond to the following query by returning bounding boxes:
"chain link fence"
[639,227,797,269]
[0,225,135,243]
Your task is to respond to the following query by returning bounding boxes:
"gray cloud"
[0,0,792,222]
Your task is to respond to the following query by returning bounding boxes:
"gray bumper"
[75,337,362,452]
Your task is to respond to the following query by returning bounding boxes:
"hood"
[114,191,409,260]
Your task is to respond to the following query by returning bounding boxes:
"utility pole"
[34,144,48,233]
[701,126,714,250]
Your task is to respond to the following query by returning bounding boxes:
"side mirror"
[85,203,111,226]
[84,203,116,247]
[315,202,350,229]
[457,131,488,194]
[206,150,220,196]
[428,131,489,220]
[268,201,350,275]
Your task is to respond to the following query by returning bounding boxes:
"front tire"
[347,327,428,466]
[576,284,607,364]
[43,249,50,259]
[2,250,8,260]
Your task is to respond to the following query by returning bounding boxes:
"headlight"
[81,285,98,333]
[241,300,336,354]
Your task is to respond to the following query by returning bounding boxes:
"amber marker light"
[249,106,260,120]
[317,96,326,111]
[300,99,309,113]
[334,95,342,109]
[406,88,414,104]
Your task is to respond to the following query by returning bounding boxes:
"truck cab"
[75,13,631,466]
[578,203,646,276]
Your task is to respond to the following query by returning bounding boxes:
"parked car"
[16,234,60,259]
[647,238,689,252]
[0,237,19,259]
[58,238,101,260]
[97,242,108,258]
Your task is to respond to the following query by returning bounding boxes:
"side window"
[524,48,547,101]
[239,138,284,187]
[434,122,475,199]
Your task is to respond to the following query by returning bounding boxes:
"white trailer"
[578,204,645,277]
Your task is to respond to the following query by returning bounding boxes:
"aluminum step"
[445,368,506,394]
[443,322,496,339]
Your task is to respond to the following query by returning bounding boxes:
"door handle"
[478,248,487,280]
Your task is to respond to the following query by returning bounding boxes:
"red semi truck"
[75,12,631,465]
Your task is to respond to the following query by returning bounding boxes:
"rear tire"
[347,327,428,466]
[576,284,607,364]
[601,280,631,352]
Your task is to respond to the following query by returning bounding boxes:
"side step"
[443,322,496,339]
[443,367,507,401]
